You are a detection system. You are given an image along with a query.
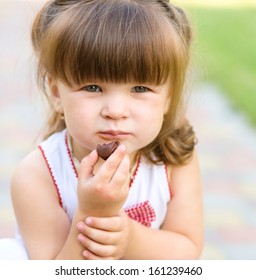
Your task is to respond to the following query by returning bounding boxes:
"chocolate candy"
[96,141,120,160]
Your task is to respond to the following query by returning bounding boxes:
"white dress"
[0,129,171,259]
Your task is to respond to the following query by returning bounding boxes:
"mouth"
[98,130,131,141]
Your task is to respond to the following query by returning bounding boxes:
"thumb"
[78,149,98,181]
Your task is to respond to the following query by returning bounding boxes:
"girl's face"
[50,80,170,161]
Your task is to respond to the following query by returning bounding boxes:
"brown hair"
[31,0,196,165]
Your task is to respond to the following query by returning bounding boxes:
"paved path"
[188,84,256,259]
[1,0,256,259]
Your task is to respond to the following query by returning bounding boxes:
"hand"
[77,210,130,260]
[77,144,130,217]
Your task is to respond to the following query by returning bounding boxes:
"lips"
[99,130,131,140]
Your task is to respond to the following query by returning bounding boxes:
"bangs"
[41,1,186,87]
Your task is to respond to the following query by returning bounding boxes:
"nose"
[101,94,129,120]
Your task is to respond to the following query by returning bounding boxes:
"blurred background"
[0,0,256,259]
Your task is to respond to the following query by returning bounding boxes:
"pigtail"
[145,119,197,165]
[31,1,60,54]
[142,116,197,166]
[156,0,192,47]
[31,1,68,139]
[141,1,196,166]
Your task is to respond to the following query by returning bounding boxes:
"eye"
[82,85,101,92]
[132,86,150,93]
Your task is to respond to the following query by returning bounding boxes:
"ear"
[47,76,63,113]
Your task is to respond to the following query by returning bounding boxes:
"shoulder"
[162,150,204,255]
[11,147,59,207]
[166,149,201,196]
[11,129,67,189]
[12,148,50,185]
[10,147,71,259]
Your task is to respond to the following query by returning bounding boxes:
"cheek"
[143,99,167,123]
[138,105,165,137]
[63,98,95,118]
[148,115,164,136]
[63,101,96,131]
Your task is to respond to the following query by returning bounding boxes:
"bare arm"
[11,145,130,260]
[11,149,85,259]
[77,150,204,259]
[122,150,204,259]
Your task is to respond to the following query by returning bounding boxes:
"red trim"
[38,145,63,207]
[129,156,141,188]
[165,164,173,199]
[65,132,78,178]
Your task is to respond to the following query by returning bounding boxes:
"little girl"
[0,0,203,259]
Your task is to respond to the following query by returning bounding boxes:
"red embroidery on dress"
[65,133,78,178]
[129,157,141,188]
[38,145,63,207]
[165,164,172,199]
[125,200,156,227]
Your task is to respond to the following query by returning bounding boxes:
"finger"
[82,250,114,260]
[77,221,120,245]
[78,149,98,181]
[110,153,130,187]
[78,234,115,258]
[96,144,127,183]
[85,216,123,232]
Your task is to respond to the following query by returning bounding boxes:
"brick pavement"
[1,0,256,259]
[188,84,256,259]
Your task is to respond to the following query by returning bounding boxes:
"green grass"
[185,7,256,125]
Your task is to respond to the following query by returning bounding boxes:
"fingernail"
[77,234,84,242]
[90,149,97,157]
[77,222,84,231]
[83,250,89,258]
[85,217,93,225]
